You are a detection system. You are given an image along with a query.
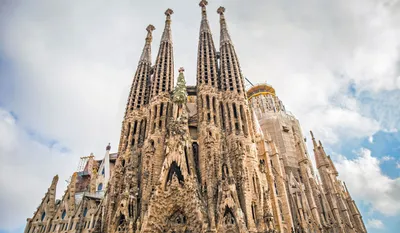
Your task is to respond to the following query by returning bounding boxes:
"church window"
[220,103,226,130]
[41,212,46,221]
[133,121,138,135]
[101,168,105,175]
[223,206,236,226]
[233,103,238,119]
[222,164,229,180]
[98,183,103,191]
[206,95,210,110]
[278,201,284,221]
[61,210,66,220]
[184,146,191,175]
[83,207,88,217]
[166,161,185,185]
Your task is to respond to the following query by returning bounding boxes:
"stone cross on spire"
[217,6,232,44]
[161,9,174,42]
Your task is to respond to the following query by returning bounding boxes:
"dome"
[247,84,276,100]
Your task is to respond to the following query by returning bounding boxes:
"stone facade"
[25,1,367,233]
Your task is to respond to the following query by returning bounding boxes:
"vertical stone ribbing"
[218,7,245,95]
[126,25,155,113]
[150,9,174,99]
[140,9,175,224]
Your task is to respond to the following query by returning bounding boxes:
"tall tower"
[104,25,155,232]
[213,6,273,232]
[196,1,222,229]
[140,8,175,221]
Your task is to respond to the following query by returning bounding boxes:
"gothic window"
[101,168,105,176]
[83,208,88,217]
[220,102,226,130]
[278,200,284,221]
[222,163,229,180]
[184,146,191,175]
[133,121,138,135]
[233,103,238,119]
[251,203,256,221]
[98,183,103,191]
[166,161,185,185]
[41,212,46,221]
[117,214,127,232]
[223,206,236,226]
[61,210,66,220]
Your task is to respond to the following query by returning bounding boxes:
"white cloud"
[366,218,384,229]
[381,155,395,161]
[396,161,400,169]
[0,108,77,230]
[368,136,374,143]
[334,148,400,216]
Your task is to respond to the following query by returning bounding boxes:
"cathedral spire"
[199,0,211,33]
[125,25,155,113]
[217,6,246,94]
[310,131,330,169]
[150,9,175,99]
[161,8,173,42]
[217,6,232,44]
[139,24,155,64]
[197,1,218,88]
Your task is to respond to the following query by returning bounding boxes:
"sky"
[0,0,400,232]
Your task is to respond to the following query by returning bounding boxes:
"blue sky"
[1,0,400,232]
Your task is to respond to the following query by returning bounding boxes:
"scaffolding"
[76,154,94,172]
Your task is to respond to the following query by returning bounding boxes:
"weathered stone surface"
[24,3,366,233]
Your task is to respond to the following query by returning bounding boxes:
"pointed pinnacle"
[310,130,318,148]
[199,0,208,8]
[165,8,174,19]
[199,0,208,20]
[217,6,225,15]
[145,24,155,42]
[161,9,173,42]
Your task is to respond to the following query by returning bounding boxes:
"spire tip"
[165,8,174,17]
[146,24,155,32]
[178,67,185,73]
[199,0,208,7]
[217,6,225,15]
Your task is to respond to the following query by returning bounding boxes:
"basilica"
[25,1,367,233]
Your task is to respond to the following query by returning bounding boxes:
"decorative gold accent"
[247,84,276,100]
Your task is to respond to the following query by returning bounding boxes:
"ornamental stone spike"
[217,6,232,44]
[139,24,155,64]
[161,8,174,42]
